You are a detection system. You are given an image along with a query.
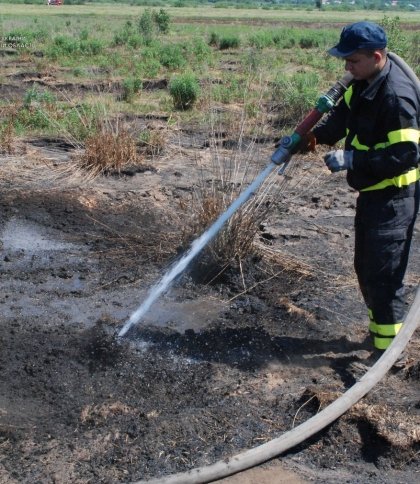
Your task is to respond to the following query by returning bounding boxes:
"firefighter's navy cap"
[328,21,387,58]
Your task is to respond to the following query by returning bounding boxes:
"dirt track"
[0,54,419,483]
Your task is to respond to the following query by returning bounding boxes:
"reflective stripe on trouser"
[368,319,403,350]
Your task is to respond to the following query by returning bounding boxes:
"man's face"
[343,51,382,82]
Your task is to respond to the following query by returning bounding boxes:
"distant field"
[1,2,418,144]
[2,4,420,25]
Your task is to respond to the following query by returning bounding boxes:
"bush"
[138,8,154,43]
[79,39,104,56]
[299,36,319,49]
[158,43,186,69]
[219,35,240,50]
[380,15,409,58]
[189,38,214,66]
[169,72,200,110]
[208,31,220,47]
[272,72,320,127]
[153,8,170,34]
[23,86,56,107]
[52,35,79,56]
[121,78,142,103]
[248,31,275,49]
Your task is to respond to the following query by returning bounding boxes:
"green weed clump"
[272,72,320,127]
[169,72,200,110]
[47,35,105,60]
[158,43,186,69]
[10,87,102,142]
[187,38,214,67]
[138,8,171,44]
[113,21,142,48]
[3,27,49,46]
[218,35,241,50]
[211,76,248,104]
[380,15,409,58]
[121,78,143,103]
[208,32,220,47]
[248,30,280,49]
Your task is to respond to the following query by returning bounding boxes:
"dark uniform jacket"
[313,57,420,193]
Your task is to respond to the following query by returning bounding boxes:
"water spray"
[118,72,354,338]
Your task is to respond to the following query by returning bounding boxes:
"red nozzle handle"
[295,109,323,137]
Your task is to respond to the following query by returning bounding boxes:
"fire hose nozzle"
[271,145,291,175]
[271,136,293,165]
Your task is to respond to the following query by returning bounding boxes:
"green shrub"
[138,8,154,44]
[79,29,89,41]
[299,36,319,49]
[61,104,101,142]
[248,31,275,49]
[138,45,161,77]
[15,107,52,131]
[153,8,170,34]
[23,86,56,107]
[219,35,240,50]
[158,43,186,69]
[169,72,200,110]
[208,31,220,47]
[211,77,246,104]
[121,78,142,102]
[79,39,103,56]
[50,36,79,57]
[189,37,214,66]
[380,15,409,58]
[272,71,320,127]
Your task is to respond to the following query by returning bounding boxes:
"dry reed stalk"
[253,242,314,278]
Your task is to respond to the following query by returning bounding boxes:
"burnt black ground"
[0,56,419,484]
[0,131,419,484]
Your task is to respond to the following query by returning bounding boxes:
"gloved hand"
[324,150,353,172]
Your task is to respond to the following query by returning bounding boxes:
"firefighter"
[300,21,420,355]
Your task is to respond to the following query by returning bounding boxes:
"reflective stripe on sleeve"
[350,128,420,151]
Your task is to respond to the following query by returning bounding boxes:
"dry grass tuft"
[180,100,277,272]
[352,402,420,449]
[254,242,314,279]
[79,122,141,177]
[298,386,420,450]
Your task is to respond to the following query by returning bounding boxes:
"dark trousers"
[354,182,419,326]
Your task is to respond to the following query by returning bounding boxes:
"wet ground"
[0,73,419,483]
